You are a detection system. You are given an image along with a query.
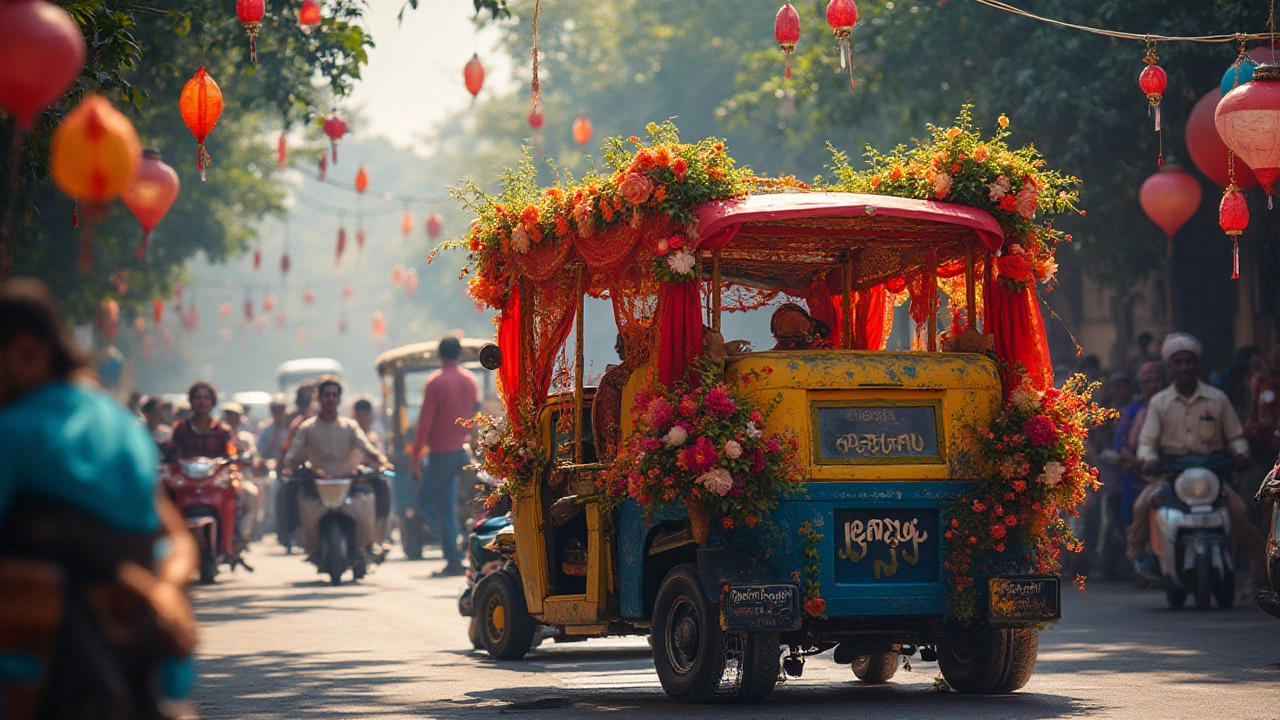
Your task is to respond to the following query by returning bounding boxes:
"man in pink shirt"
[411,335,479,576]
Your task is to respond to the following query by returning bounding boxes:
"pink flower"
[645,398,673,429]
[724,440,743,458]
[750,449,766,473]
[642,437,662,451]
[933,172,953,199]
[1023,415,1058,447]
[617,173,652,205]
[987,175,1010,201]
[749,411,763,424]
[705,386,736,419]
[698,468,733,496]
[680,436,719,474]
[764,436,782,454]
[1015,184,1037,219]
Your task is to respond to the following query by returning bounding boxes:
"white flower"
[698,468,734,496]
[483,430,501,447]
[511,226,531,254]
[666,250,695,275]
[933,172,953,199]
[724,440,743,459]
[746,422,763,439]
[987,175,1010,201]
[664,426,688,447]
[1038,461,1066,488]
[1008,386,1041,412]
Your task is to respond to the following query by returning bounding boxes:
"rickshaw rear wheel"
[476,572,535,660]
[729,632,780,702]
[652,564,727,703]
[937,626,1037,694]
[851,651,899,683]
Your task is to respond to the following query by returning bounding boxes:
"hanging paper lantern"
[132,316,147,335]
[152,298,164,325]
[263,295,277,313]
[336,226,347,262]
[464,54,485,101]
[252,248,262,269]
[121,149,180,259]
[426,213,443,239]
[528,109,545,130]
[219,328,232,342]
[236,0,265,66]
[572,116,593,145]
[179,67,223,182]
[281,251,292,275]
[298,0,321,31]
[277,133,288,170]
[95,299,120,342]
[401,210,413,237]
[1139,162,1201,260]
[1216,65,1280,206]
[826,0,858,89]
[391,264,405,285]
[318,153,328,181]
[1219,186,1249,280]
[371,311,386,341]
[322,113,347,163]
[341,283,353,299]
[1223,56,1259,97]
[303,288,315,305]
[775,3,801,80]
[356,226,366,250]
[404,268,419,297]
[0,0,86,131]
[1138,47,1167,140]
[219,301,232,318]
[1186,90,1259,190]
[50,95,141,273]
[355,166,368,193]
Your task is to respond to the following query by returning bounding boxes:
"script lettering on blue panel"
[833,508,939,585]
[813,403,941,464]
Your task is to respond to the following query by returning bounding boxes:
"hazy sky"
[345,0,513,150]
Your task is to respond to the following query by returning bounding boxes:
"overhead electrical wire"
[970,0,1278,45]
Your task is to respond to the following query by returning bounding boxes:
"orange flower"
[888,165,904,181]
[520,205,540,230]
[601,202,615,222]
[946,127,963,139]
[545,187,563,202]
[655,146,671,168]
[554,215,569,235]
[653,185,667,203]
[617,173,653,205]
[869,176,882,189]
[707,166,724,180]
[635,149,656,171]
[673,158,688,182]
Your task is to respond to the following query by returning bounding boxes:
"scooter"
[459,470,513,649]
[1150,466,1234,610]
[163,456,252,584]
[297,465,391,586]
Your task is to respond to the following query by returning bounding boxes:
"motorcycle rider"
[257,395,289,464]
[283,376,390,563]
[0,279,198,718]
[166,381,235,461]
[141,395,172,446]
[1127,332,1267,584]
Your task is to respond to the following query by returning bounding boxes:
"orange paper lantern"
[219,302,232,318]
[401,210,413,237]
[391,264,405,285]
[152,297,164,325]
[121,149,180,259]
[263,295,277,313]
[572,116,593,145]
[371,311,386,340]
[179,66,223,181]
[355,166,368,193]
[464,54,485,100]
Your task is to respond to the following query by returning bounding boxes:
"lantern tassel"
[71,197,79,229]
[1232,237,1239,280]
[785,50,792,79]
[1154,105,1161,132]
[78,227,94,275]
[135,231,150,260]
[197,143,211,182]
[331,140,338,164]
[245,23,261,67]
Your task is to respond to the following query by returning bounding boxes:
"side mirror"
[479,343,503,370]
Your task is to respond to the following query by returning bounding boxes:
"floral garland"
[828,106,1082,289]
[469,411,542,503]
[797,521,826,618]
[599,361,803,530]
[945,375,1116,620]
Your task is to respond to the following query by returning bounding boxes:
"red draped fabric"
[804,281,839,344]
[658,280,703,386]
[988,282,1053,394]
[496,288,522,416]
[853,284,888,351]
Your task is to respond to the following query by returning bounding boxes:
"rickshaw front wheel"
[476,571,535,661]
[937,626,1037,694]
[652,564,727,703]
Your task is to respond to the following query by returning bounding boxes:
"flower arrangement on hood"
[945,374,1116,620]
[828,105,1081,290]
[600,360,802,530]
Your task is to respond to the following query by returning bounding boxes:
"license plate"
[1182,511,1222,528]
[720,584,800,631]
[988,576,1061,624]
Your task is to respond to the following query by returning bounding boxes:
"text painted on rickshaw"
[815,405,939,462]
[833,509,940,584]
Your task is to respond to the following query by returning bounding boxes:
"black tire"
[1215,566,1235,609]
[468,615,485,650]
[198,547,217,585]
[937,626,1038,694]
[1165,585,1187,609]
[1193,551,1213,610]
[651,564,726,704]
[324,522,348,586]
[852,651,899,683]
[401,512,424,560]
[732,633,780,703]
[476,572,536,660]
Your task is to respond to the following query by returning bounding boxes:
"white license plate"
[1181,512,1223,528]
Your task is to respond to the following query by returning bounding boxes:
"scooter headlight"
[180,459,215,480]
[1175,468,1220,506]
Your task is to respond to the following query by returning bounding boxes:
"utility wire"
[970,0,1279,45]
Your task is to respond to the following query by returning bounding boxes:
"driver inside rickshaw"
[770,302,833,350]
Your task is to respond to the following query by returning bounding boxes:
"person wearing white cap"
[1126,332,1266,584]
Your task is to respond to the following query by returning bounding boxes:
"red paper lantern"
[371,311,386,341]
[111,270,129,296]
[775,3,801,80]
[826,0,858,88]
[464,54,485,100]
[355,166,368,193]
[572,116,593,145]
[1216,65,1280,205]
[219,302,232,318]
[174,283,183,301]
[1140,163,1201,260]
[1220,187,1249,280]
[277,133,287,170]
[281,251,291,275]
[322,113,347,163]
[179,67,223,182]
[303,288,315,305]
[236,0,265,66]
[401,211,413,237]
[528,109,545,130]
[404,268,419,297]
[1139,47,1167,141]
[263,295,277,313]
[336,226,347,262]
[152,297,164,325]
[0,0,86,131]
[356,226,366,250]
[253,249,262,269]
[1186,89,1259,190]
[121,149,180,259]
[391,264,405,285]
[298,0,321,32]
[181,306,199,333]
[341,283,353,299]
[318,152,328,181]
[426,213,443,239]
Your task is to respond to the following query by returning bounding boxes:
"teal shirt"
[0,382,159,533]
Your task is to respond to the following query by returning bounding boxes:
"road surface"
[193,540,1280,719]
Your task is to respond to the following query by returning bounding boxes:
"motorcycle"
[296,465,392,586]
[459,470,513,649]
[1149,466,1234,610]
[163,456,252,584]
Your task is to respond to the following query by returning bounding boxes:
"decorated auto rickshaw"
[447,113,1109,702]
[375,338,498,558]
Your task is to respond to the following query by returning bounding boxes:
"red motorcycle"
[163,457,251,584]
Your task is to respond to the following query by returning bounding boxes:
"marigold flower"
[974,145,990,162]
[997,114,1010,128]
[673,158,689,182]
[946,127,963,139]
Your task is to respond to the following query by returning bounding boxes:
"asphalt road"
[193,539,1280,719]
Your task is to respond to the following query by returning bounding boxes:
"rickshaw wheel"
[851,651,899,683]
[476,572,534,660]
[652,564,727,703]
[937,626,1037,694]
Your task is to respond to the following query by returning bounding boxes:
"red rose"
[1005,515,1018,527]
